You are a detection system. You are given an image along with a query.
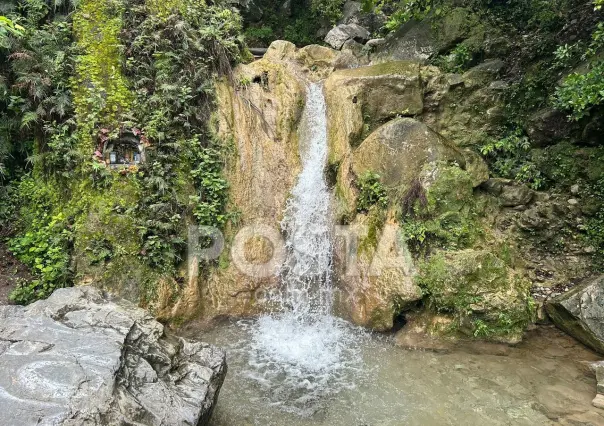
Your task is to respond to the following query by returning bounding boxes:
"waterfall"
[241,83,365,416]
[280,82,334,318]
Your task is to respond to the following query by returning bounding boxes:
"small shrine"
[103,131,145,169]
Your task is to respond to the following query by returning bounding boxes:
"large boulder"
[371,20,437,63]
[352,118,465,188]
[325,23,370,50]
[417,249,532,343]
[525,108,573,147]
[333,212,422,331]
[0,287,226,425]
[546,275,604,354]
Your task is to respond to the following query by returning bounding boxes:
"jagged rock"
[338,1,386,33]
[325,24,370,50]
[340,1,361,24]
[365,38,386,50]
[0,287,226,426]
[462,149,490,187]
[352,118,465,188]
[525,108,573,147]
[231,0,263,22]
[546,275,604,354]
[371,20,437,63]
[462,59,506,89]
[482,178,534,207]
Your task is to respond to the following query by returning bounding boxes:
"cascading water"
[237,82,365,416]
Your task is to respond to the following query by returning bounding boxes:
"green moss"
[335,61,420,78]
[358,207,387,254]
[417,249,532,340]
[401,164,483,253]
[72,0,133,150]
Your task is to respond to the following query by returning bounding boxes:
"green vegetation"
[554,22,604,121]
[356,171,389,213]
[0,0,244,305]
[401,165,482,254]
[480,129,544,190]
[416,250,532,340]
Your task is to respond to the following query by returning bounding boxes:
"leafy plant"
[554,22,604,121]
[480,129,544,190]
[356,171,389,213]
[9,207,73,305]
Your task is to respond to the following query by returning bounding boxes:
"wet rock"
[546,275,604,355]
[325,24,370,50]
[0,287,227,426]
[212,54,305,318]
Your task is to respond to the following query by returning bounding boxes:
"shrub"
[356,171,389,213]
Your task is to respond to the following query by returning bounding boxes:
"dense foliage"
[0,0,244,304]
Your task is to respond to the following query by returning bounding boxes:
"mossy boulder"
[546,275,604,355]
[333,209,421,332]
[352,118,465,189]
[416,249,532,343]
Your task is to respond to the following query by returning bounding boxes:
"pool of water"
[179,321,604,426]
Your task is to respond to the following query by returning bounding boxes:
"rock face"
[546,275,604,354]
[0,286,226,426]
[418,250,532,343]
[352,118,465,188]
[482,178,535,207]
[371,20,437,63]
[325,23,370,50]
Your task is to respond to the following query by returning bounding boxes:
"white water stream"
[235,83,365,416]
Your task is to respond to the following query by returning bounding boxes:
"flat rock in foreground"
[0,287,226,425]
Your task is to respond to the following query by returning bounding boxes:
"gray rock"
[231,0,263,22]
[0,287,226,426]
[546,275,604,354]
[325,24,370,50]
[590,361,604,408]
[364,38,386,50]
[462,59,506,89]
[340,1,361,24]
[338,1,386,33]
[525,108,573,147]
[371,20,436,63]
[482,178,534,207]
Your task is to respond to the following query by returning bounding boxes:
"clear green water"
[179,322,604,426]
